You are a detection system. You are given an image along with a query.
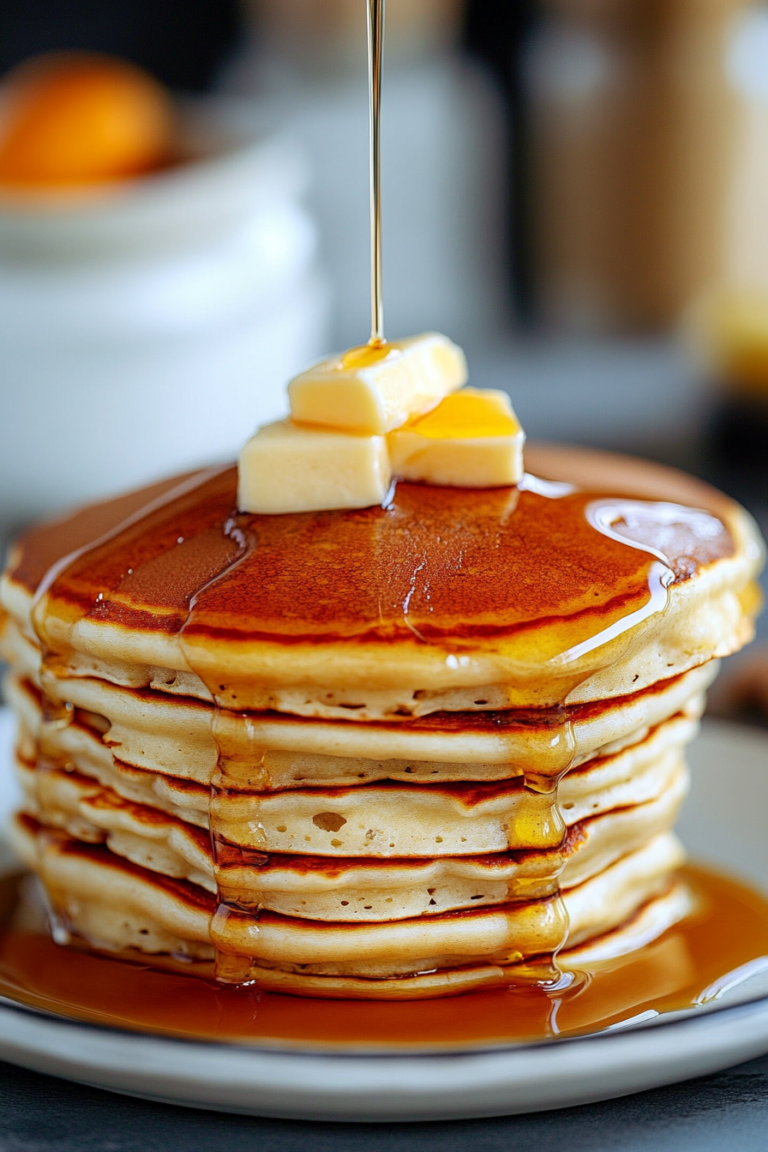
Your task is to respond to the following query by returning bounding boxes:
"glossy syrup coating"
[12,452,733,656]
[2,446,748,995]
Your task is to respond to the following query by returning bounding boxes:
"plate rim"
[4,992,768,1121]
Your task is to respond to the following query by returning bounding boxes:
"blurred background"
[1,0,768,721]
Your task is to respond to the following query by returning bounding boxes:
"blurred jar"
[721,3,768,284]
[527,0,750,332]
[0,99,327,549]
[694,4,768,487]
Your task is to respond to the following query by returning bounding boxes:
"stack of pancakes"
[1,445,762,998]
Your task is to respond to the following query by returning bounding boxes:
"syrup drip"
[8,451,739,986]
[1,865,768,1049]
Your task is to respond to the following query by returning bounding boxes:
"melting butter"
[238,419,391,515]
[287,333,467,435]
[389,387,525,487]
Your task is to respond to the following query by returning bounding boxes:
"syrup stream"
[367,0,385,346]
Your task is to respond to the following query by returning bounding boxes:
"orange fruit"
[0,52,175,189]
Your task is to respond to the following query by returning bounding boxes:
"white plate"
[1,710,768,1121]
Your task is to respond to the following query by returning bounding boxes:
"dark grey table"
[3,1053,768,1152]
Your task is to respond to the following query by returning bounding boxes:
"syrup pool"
[1,864,768,1052]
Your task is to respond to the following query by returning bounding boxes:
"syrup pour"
[1,0,756,997]
[1,865,768,1050]
[366,0,385,346]
[1,0,750,993]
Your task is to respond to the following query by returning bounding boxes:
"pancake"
[12,738,688,913]
[15,656,714,782]
[1,443,762,997]
[2,448,760,707]
[6,666,695,849]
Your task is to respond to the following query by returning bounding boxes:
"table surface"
[4,1051,768,1152]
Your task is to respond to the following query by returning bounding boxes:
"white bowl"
[0,101,309,260]
[0,99,328,548]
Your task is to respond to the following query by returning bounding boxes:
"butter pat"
[288,333,468,434]
[388,388,525,488]
[238,420,391,514]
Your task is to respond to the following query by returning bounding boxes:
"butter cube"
[288,333,468,435]
[388,388,525,488]
[238,420,391,514]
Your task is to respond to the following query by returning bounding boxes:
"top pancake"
[2,444,762,709]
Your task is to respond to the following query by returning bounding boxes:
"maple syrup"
[1,864,767,1050]
[5,445,752,988]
